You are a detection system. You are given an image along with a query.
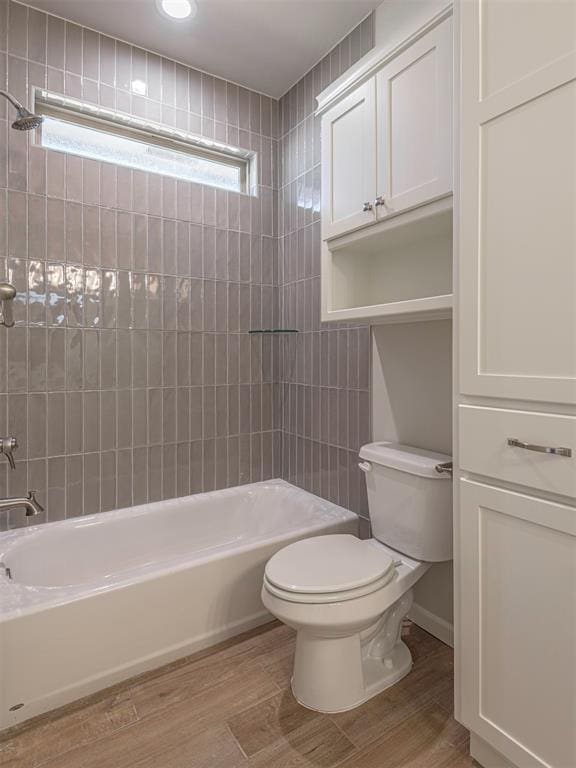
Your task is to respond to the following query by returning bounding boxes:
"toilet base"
[291,591,414,713]
[362,640,413,701]
[292,640,413,713]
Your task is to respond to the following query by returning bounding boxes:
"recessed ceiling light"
[157,0,197,20]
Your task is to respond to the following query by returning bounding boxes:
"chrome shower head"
[11,107,43,131]
[0,90,43,131]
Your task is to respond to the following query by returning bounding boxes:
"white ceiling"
[25,0,381,98]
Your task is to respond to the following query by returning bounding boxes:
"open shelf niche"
[323,200,453,324]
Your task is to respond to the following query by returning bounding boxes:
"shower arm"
[0,90,25,112]
[0,90,43,131]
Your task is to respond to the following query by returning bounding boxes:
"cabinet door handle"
[374,196,386,207]
[507,438,572,458]
[362,202,373,212]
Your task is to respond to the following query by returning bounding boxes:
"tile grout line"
[224,722,249,762]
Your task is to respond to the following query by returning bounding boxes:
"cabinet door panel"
[376,17,452,217]
[460,480,576,768]
[459,0,576,404]
[321,80,377,240]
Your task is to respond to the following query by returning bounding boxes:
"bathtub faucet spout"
[0,490,44,517]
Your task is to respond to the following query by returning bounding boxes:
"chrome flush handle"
[507,438,572,458]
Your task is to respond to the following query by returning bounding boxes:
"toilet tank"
[359,442,453,562]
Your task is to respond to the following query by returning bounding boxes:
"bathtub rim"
[0,479,358,622]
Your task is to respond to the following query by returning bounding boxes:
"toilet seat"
[264,535,396,604]
[263,571,396,604]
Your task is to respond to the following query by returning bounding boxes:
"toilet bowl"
[261,535,430,712]
[262,442,452,713]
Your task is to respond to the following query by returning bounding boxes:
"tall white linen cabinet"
[456,1,576,767]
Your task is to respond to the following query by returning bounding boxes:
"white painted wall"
[374,0,450,51]
[368,0,455,647]
[371,320,454,644]
[372,320,452,454]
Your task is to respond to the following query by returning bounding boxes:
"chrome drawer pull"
[507,438,572,458]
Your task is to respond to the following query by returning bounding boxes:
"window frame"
[34,89,256,195]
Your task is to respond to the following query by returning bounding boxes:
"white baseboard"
[409,602,454,648]
[470,734,518,768]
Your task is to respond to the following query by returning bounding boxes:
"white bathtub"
[0,480,357,730]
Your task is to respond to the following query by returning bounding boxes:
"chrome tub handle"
[0,282,16,328]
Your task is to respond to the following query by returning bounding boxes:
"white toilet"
[261,442,453,713]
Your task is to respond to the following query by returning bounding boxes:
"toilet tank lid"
[359,442,452,478]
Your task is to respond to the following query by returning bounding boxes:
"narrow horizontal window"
[35,91,253,194]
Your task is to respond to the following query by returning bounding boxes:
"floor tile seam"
[222,722,250,763]
[252,652,290,683]
[29,704,144,768]
[220,683,286,753]
[325,716,362,767]
[334,695,437,753]
[237,711,355,768]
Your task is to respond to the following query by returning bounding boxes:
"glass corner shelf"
[248,329,299,334]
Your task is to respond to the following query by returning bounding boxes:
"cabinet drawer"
[459,405,576,498]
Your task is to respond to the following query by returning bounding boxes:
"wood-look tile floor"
[0,621,480,768]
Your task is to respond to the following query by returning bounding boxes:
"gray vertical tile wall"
[277,15,374,519]
[0,1,374,530]
[0,0,281,529]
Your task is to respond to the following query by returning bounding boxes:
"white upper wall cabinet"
[376,18,452,218]
[317,9,454,324]
[320,15,453,243]
[321,81,377,240]
[459,0,576,405]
